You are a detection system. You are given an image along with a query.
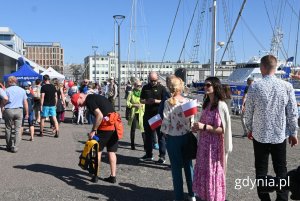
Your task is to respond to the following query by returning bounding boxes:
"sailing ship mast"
[295,8,300,65]
[210,0,217,76]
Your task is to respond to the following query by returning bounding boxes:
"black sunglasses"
[150,79,158,82]
[204,83,212,88]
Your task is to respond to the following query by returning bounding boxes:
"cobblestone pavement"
[0,104,299,201]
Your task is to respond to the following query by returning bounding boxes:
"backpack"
[78,140,99,176]
[33,86,41,100]
[108,84,118,98]
[68,87,78,97]
[98,112,124,139]
[25,92,34,115]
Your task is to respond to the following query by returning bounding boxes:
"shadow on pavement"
[118,141,144,151]
[103,152,170,171]
[232,134,245,139]
[74,140,169,170]
[13,164,173,201]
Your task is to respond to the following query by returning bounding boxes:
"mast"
[210,0,217,76]
[127,0,135,80]
[220,0,247,64]
[295,8,300,65]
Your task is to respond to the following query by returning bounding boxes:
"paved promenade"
[0,103,299,201]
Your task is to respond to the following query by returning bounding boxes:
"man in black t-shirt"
[71,93,118,184]
[140,72,167,163]
[40,75,59,137]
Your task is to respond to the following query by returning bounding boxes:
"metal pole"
[219,0,247,64]
[94,50,96,83]
[117,24,121,111]
[295,8,300,65]
[210,0,217,76]
[92,46,98,83]
[113,15,125,111]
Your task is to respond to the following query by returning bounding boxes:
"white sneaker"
[187,196,196,201]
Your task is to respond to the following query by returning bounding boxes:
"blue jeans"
[86,110,95,125]
[166,134,195,200]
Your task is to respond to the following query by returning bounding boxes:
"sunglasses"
[150,79,158,83]
[137,85,142,87]
[204,83,212,88]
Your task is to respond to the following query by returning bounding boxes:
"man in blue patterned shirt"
[245,55,298,201]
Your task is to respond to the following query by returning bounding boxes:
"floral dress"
[193,106,225,201]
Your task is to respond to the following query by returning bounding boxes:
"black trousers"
[130,113,145,148]
[253,139,288,201]
[143,116,166,159]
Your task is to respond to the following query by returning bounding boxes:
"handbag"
[125,106,131,121]
[183,131,198,160]
[125,93,133,121]
[56,99,64,113]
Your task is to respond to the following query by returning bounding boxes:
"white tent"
[41,67,65,80]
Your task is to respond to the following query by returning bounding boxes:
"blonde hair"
[166,74,176,88]
[134,79,142,88]
[8,76,17,85]
[168,76,184,105]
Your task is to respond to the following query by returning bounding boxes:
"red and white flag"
[181,100,198,117]
[148,114,162,130]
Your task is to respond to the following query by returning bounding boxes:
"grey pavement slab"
[0,109,299,201]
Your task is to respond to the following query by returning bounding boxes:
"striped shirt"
[245,75,298,144]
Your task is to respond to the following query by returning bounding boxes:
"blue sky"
[1,0,300,65]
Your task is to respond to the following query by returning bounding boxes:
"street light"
[92,46,98,83]
[113,14,125,111]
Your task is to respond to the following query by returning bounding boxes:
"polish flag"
[148,114,162,130]
[181,100,198,117]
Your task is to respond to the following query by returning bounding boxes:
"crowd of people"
[0,54,298,201]
[123,55,298,201]
[0,75,118,152]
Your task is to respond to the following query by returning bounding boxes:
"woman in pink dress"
[192,77,232,201]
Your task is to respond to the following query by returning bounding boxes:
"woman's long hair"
[168,76,184,106]
[52,78,60,90]
[202,77,225,110]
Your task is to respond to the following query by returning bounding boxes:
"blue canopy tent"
[3,63,43,82]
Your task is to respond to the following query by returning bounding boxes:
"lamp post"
[113,15,125,111]
[92,46,98,83]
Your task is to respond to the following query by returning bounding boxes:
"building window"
[0,34,12,40]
